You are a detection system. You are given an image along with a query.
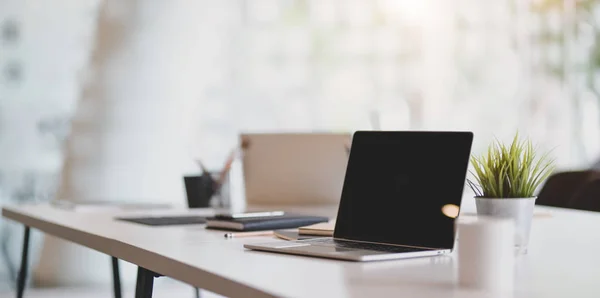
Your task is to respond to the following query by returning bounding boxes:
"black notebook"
[117,215,207,226]
[205,214,329,231]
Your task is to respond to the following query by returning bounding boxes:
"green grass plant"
[467,134,555,198]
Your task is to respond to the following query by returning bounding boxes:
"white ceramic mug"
[458,216,516,294]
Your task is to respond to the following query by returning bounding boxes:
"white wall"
[36,0,210,286]
[0,0,99,290]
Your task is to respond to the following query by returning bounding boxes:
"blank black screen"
[334,131,473,249]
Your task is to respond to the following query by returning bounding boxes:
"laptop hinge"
[333,237,446,251]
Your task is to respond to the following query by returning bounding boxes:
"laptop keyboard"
[301,238,429,253]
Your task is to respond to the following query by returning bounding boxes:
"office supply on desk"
[186,159,218,208]
[215,211,285,219]
[216,138,249,190]
[241,133,351,205]
[274,230,325,241]
[298,221,335,236]
[116,215,207,226]
[51,199,171,212]
[224,231,274,238]
[458,217,515,293]
[245,131,474,262]
[184,174,216,208]
[206,214,328,231]
[216,150,235,189]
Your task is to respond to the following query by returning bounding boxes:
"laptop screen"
[333,131,473,250]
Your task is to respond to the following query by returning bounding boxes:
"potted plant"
[467,134,555,252]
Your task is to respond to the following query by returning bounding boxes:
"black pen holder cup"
[183,174,217,208]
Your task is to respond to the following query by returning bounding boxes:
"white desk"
[3,203,600,298]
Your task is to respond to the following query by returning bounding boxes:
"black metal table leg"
[111,257,122,298]
[16,226,30,298]
[135,267,155,298]
[194,287,201,298]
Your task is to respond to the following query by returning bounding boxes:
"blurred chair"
[536,170,600,208]
[567,178,600,212]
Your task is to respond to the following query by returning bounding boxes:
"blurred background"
[2,0,600,296]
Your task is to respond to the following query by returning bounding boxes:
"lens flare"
[442,204,460,218]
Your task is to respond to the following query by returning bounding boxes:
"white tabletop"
[3,203,600,298]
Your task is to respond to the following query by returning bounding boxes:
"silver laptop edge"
[243,242,450,262]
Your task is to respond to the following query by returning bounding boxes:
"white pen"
[230,211,285,218]
[216,211,285,220]
[224,231,274,238]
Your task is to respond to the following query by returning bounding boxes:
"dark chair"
[567,178,600,212]
[536,170,600,208]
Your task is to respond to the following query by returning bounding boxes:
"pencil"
[217,148,237,187]
[216,139,251,190]
[195,159,208,173]
[224,231,274,239]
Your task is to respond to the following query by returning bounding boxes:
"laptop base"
[244,238,450,262]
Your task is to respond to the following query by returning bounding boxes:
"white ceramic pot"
[475,197,536,252]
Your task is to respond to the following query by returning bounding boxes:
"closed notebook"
[274,230,327,241]
[205,215,329,231]
[298,221,335,236]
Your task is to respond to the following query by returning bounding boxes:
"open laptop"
[244,131,473,261]
[241,133,351,205]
